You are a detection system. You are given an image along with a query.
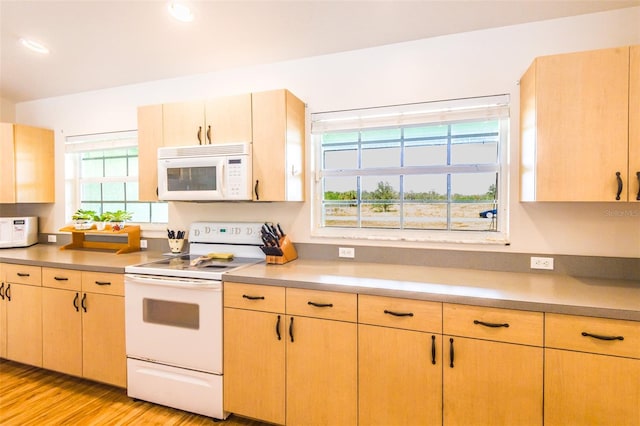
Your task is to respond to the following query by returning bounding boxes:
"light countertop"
[1,245,638,321]
[225,259,640,321]
[0,244,165,273]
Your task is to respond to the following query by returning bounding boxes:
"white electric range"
[124,222,265,420]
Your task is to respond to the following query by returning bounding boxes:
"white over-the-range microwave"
[157,143,252,201]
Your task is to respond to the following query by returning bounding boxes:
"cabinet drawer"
[42,267,82,291]
[224,282,285,313]
[4,264,41,286]
[81,272,124,296]
[546,313,640,359]
[286,288,357,322]
[358,294,442,333]
[443,303,543,346]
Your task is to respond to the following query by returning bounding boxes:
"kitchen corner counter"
[0,244,164,273]
[224,259,640,321]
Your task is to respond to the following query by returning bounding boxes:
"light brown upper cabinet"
[137,104,164,201]
[162,93,252,147]
[520,45,640,202]
[252,89,306,202]
[0,123,55,203]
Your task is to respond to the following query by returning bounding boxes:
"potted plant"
[109,210,132,231]
[93,212,113,231]
[71,209,97,230]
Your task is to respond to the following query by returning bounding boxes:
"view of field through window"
[320,121,500,231]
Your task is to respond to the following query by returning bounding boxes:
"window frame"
[311,95,510,244]
[64,130,168,229]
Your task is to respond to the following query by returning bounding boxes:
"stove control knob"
[204,226,211,234]
[193,229,200,236]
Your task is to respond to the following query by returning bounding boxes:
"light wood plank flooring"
[0,359,273,425]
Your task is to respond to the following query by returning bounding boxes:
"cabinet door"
[163,100,206,146]
[206,93,252,144]
[6,283,42,367]
[0,264,6,358]
[252,89,306,201]
[545,349,640,426]
[14,124,55,203]
[137,104,164,201]
[82,293,126,387]
[521,47,629,201]
[443,336,543,426]
[42,287,82,376]
[223,307,285,425]
[286,316,357,426]
[359,324,442,426]
[630,45,640,202]
[0,124,17,203]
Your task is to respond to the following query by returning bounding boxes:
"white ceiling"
[1,0,639,103]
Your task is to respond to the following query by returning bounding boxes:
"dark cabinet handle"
[431,335,436,365]
[384,309,414,317]
[308,301,333,308]
[17,272,30,277]
[474,319,509,328]
[206,125,212,144]
[95,281,111,286]
[449,338,454,368]
[81,293,87,312]
[582,331,624,341]
[197,126,202,144]
[242,294,265,300]
[5,283,10,301]
[276,315,281,340]
[289,317,294,343]
[54,276,69,281]
[73,293,79,312]
[0,282,4,300]
[616,171,623,200]
[636,171,640,201]
[254,180,260,200]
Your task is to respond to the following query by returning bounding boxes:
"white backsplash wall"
[14,7,640,258]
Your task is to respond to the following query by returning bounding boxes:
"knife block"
[265,236,298,265]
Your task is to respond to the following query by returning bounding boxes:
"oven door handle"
[125,274,222,290]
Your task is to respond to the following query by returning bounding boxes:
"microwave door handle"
[220,161,226,197]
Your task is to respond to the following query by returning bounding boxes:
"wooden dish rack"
[59,224,141,254]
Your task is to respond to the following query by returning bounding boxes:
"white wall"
[14,8,640,258]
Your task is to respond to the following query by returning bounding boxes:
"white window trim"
[64,130,168,231]
[310,95,510,245]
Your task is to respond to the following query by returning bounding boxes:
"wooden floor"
[0,359,272,426]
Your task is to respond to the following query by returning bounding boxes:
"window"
[311,95,509,243]
[65,131,168,224]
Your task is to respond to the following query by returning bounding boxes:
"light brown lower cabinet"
[3,264,43,367]
[358,295,443,426]
[39,268,126,387]
[224,307,286,424]
[544,313,640,426]
[224,283,357,426]
[286,314,357,426]
[442,303,544,426]
[223,284,640,426]
[442,336,543,425]
[224,283,286,425]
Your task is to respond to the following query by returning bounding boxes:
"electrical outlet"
[530,256,554,270]
[338,247,355,258]
[48,235,57,243]
[140,239,148,249]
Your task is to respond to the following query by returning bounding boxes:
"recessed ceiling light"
[168,2,194,22]
[20,38,50,54]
